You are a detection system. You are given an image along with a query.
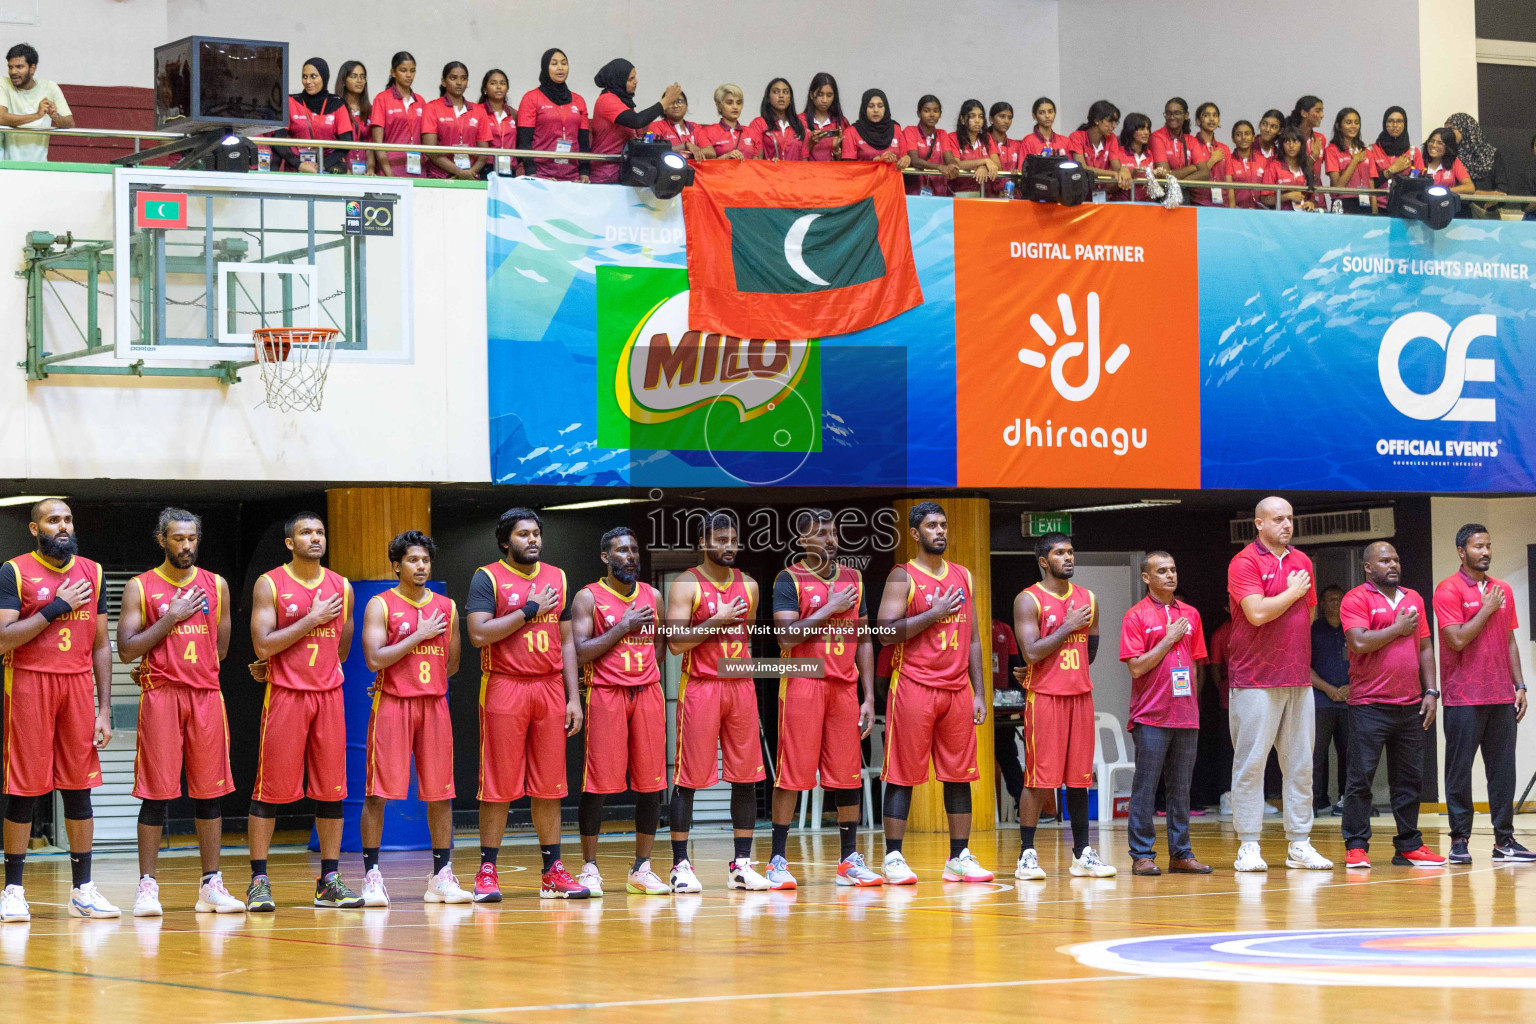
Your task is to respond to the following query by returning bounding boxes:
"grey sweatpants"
[1229,685,1315,843]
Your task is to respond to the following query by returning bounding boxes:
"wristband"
[1423,689,1440,698]
[1518,685,1528,693]
[40,596,72,622]
[521,599,541,621]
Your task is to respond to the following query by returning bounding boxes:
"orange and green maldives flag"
[681,160,923,339]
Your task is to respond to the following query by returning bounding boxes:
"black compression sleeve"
[577,129,591,155]
[0,564,18,612]
[772,571,798,615]
[614,103,663,131]
[516,127,536,174]
[465,570,497,615]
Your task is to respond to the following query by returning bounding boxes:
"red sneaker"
[1345,848,1371,869]
[1393,845,1449,868]
[540,860,591,900]
[474,862,502,903]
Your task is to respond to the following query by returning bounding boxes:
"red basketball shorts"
[366,691,455,801]
[252,685,347,804]
[1022,690,1095,789]
[133,684,234,801]
[673,678,765,789]
[478,674,569,802]
[2,667,101,797]
[582,683,666,795]
[881,677,978,786]
[775,677,862,792]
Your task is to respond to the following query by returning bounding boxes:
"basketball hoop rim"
[252,326,341,363]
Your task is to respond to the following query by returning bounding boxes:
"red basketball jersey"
[582,580,660,688]
[781,562,862,684]
[681,567,752,681]
[374,587,455,697]
[3,552,102,674]
[135,565,222,689]
[1020,582,1095,696]
[476,560,567,678]
[890,560,974,691]
[261,564,350,692]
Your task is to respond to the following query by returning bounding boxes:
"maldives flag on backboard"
[681,160,922,339]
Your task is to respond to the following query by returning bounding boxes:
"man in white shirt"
[2,44,74,162]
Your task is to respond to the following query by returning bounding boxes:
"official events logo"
[1016,292,1131,402]
[1378,311,1496,422]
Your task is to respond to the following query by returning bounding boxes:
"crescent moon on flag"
[783,214,831,286]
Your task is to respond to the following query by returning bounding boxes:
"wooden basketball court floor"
[4,820,1535,1024]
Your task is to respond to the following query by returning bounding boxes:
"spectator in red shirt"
[1369,106,1423,210]
[645,92,706,159]
[1422,127,1475,195]
[1067,99,1132,195]
[1187,102,1230,206]
[589,59,682,184]
[1222,120,1267,209]
[946,98,997,195]
[903,95,956,196]
[1226,496,1330,872]
[478,69,518,177]
[698,83,759,160]
[1121,553,1211,876]
[1285,95,1328,165]
[1338,543,1445,869]
[276,58,353,175]
[1325,108,1376,214]
[370,51,425,178]
[1254,108,1284,165]
[1433,524,1533,864]
[516,48,590,182]
[840,89,909,165]
[800,72,848,162]
[750,78,806,162]
[1019,96,1065,157]
[1261,128,1319,211]
[422,62,487,180]
[335,60,372,176]
[1115,112,1154,202]
[986,101,1024,197]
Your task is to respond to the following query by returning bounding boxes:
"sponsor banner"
[1199,211,1536,491]
[486,177,955,487]
[954,201,1201,488]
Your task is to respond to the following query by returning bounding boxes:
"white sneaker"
[133,876,163,918]
[943,847,996,882]
[1234,841,1268,872]
[883,850,918,885]
[1015,848,1047,880]
[576,862,604,897]
[195,873,246,914]
[360,866,390,908]
[836,852,884,886]
[68,882,121,919]
[765,855,797,890]
[1263,802,1281,816]
[626,860,671,895]
[1,884,30,923]
[727,856,770,891]
[669,858,703,894]
[424,864,472,904]
[1285,839,1334,870]
[1070,846,1117,877]
[1219,791,1233,815]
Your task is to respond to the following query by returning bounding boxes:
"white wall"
[1418,0,1479,138]
[0,0,167,88]
[1059,0,1424,146]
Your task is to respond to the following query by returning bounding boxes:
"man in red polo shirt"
[1338,542,1445,869]
[1433,523,1534,864]
[1226,496,1330,872]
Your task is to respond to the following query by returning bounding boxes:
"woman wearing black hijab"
[839,88,909,164]
[516,48,591,181]
[1368,106,1422,211]
[277,57,353,173]
[589,58,682,184]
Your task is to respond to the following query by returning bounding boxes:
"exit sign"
[1023,512,1072,537]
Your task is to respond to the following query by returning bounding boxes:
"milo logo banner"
[486,177,956,487]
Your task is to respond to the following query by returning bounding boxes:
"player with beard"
[665,512,768,893]
[117,508,243,916]
[876,501,992,885]
[467,508,587,901]
[0,499,119,922]
[571,527,671,896]
[766,508,881,888]
[1013,532,1114,879]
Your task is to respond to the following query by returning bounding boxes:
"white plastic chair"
[1093,711,1136,824]
[798,715,882,829]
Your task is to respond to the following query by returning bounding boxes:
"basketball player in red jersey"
[358,531,471,907]
[0,499,119,923]
[571,526,671,896]
[876,501,992,885]
[246,512,361,912]
[467,508,587,901]
[665,511,769,893]
[117,508,243,917]
[767,508,881,888]
[1013,532,1115,880]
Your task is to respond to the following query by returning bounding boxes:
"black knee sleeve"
[670,786,695,833]
[3,794,38,825]
[313,800,344,820]
[634,790,661,836]
[248,800,278,819]
[60,789,92,820]
[883,783,912,822]
[942,781,972,815]
[137,799,167,828]
[730,782,756,831]
[578,792,604,837]
[194,798,222,821]
[834,786,862,808]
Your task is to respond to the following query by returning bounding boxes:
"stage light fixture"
[1385,174,1460,230]
[1023,154,1093,207]
[620,140,695,200]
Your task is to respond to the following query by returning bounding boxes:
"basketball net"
[252,327,338,412]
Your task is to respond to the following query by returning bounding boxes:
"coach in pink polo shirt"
[1338,542,1445,869]
[1226,496,1331,872]
[1433,523,1534,865]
